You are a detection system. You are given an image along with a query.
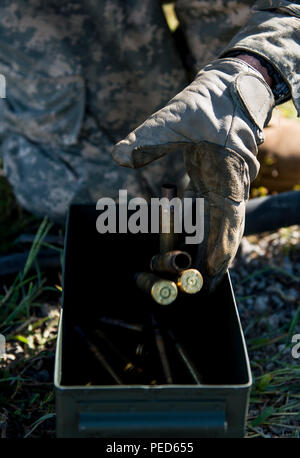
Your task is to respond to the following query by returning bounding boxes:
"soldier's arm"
[220,1,300,112]
[174,0,299,111]
[113,1,300,289]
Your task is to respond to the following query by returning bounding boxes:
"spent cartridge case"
[167,329,204,384]
[135,272,178,306]
[159,184,179,254]
[135,343,145,357]
[150,250,192,274]
[177,268,203,294]
[151,314,173,384]
[99,316,143,333]
[93,328,143,376]
[74,325,123,385]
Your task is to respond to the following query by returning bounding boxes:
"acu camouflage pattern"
[0,0,299,221]
[174,0,254,72]
[0,0,188,221]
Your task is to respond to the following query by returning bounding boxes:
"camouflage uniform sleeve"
[220,1,300,116]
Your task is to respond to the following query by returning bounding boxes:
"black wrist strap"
[225,50,291,105]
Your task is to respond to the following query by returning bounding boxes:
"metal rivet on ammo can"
[177,269,203,294]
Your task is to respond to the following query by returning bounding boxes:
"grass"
[0,190,62,437]
[232,226,300,437]
[246,362,300,437]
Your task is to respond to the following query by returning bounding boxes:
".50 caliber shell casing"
[167,329,204,384]
[99,316,143,333]
[135,343,146,358]
[150,250,192,275]
[135,272,178,306]
[177,269,203,294]
[74,325,123,385]
[159,184,179,254]
[93,328,143,376]
[151,314,173,384]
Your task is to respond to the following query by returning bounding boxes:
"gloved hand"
[112,58,274,290]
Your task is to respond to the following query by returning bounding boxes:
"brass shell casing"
[177,269,203,294]
[159,184,179,255]
[150,250,192,275]
[159,206,178,255]
[135,272,178,306]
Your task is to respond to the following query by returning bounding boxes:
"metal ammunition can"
[55,204,252,438]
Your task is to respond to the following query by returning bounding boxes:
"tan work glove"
[112,58,274,290]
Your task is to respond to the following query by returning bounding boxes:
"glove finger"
[204,194,246,291]
[112,108,188,169]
